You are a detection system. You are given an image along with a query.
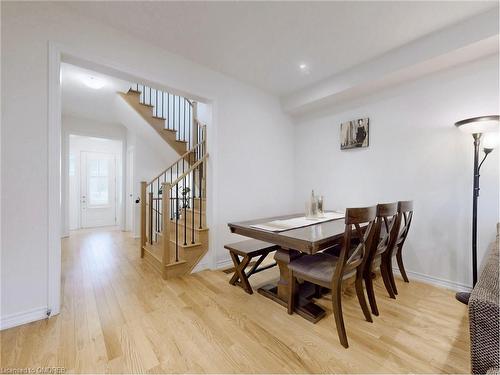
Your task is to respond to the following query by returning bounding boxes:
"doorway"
[69,135,123,229]
[80,151,117,227]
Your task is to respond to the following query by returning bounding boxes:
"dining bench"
[224,239,279,294]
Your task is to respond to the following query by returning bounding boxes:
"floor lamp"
[455,115,499,305]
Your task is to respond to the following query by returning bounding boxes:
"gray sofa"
[469,226,499,374]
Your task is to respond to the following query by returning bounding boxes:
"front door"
[80,151,117,228]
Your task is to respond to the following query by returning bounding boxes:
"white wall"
[1,2,295,327]
[294,56,499,289]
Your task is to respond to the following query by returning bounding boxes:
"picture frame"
[340,118,369,150]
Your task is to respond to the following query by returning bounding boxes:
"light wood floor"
[1,228,470,373]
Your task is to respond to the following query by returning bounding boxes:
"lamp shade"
[455,115,499,134]
[482,132,499,150]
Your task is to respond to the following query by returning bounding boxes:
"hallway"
[1,228,469,373]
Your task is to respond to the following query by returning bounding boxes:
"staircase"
[121,84,209,279]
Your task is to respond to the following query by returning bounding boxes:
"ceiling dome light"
[82,75,105,90]
[298,63,310,75]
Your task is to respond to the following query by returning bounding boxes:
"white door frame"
[48,42,215,318]
[126,147,135,232]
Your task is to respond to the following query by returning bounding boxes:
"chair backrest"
[367,203,401,267]
[333,206,377,281]
[396,200,414,248]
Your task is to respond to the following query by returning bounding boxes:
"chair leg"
[380,259,396,299]
[364,273,379,316]
[355,276,372,323]
[387,259,398,295]
[396,247,409,283]
[287,271,296,315]
[332,281,349,348]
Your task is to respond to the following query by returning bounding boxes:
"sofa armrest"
[469,236,499,374]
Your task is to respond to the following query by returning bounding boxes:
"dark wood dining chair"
[386,200,414,295]
[287,206,377,348]
[364,202,401,315]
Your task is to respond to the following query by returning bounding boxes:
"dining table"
[227,212,349,323]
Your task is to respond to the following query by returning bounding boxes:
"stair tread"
[152,116,167,121]
[165,260,188,268]
[169,239,202,248]
[143,243,162,262]
[127,89,141,95]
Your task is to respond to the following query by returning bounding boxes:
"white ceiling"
[61,63,131,123]
[61,1,497,96]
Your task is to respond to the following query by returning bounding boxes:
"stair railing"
[141,125,207,269]
[132,84,195,149]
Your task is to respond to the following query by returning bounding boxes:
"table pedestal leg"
[257,248,327,323]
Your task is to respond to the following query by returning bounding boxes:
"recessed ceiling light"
[298,63,310,75]
[82,75,105,89]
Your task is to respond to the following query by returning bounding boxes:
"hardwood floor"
[1,228,470,373]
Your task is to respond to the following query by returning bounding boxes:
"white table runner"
[250,211,345,232]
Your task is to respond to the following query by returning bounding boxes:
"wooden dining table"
[228,213,348,323]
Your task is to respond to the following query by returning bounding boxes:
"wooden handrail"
[169,154,208,188]
[148,126,207,186]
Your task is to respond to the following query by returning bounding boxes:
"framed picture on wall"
[340,118,369,150]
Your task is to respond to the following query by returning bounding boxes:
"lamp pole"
[471,133,480,286]
[455,115,498,305]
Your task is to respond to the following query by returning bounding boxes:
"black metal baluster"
[171,190,174,221]
[149,184,153,244]
[191,163,195,244]
[189,103,192,149]
[183,176,187,246]
[198,162,202,228]
[175,183,179,262]
[157,179,160,239]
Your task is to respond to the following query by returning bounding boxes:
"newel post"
[148,191,153,245]
[162,183,172,278]
[140,181,147,257]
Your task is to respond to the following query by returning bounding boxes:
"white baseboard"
[216,258,233,270]
[215,258,470,292]
[393,268,472,292]
[0,307,48,330]
[192,261,209,272]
